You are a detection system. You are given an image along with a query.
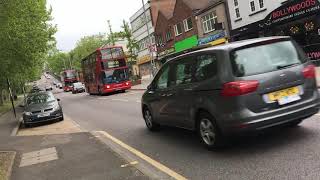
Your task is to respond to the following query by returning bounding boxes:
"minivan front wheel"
[143,108,160,131]
[198,113,223,149]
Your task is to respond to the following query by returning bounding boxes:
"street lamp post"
[141,0,156,77]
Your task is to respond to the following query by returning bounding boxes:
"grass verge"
[0,97,23,116]
[0,152,16,180]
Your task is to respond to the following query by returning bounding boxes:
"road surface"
[52,87,320,180]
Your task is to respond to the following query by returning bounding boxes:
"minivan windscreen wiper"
[277,63,300,70]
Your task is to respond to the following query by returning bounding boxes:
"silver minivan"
[142,37,320,149]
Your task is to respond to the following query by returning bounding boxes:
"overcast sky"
[47,0,142,51]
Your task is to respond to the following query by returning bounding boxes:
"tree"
[46,49,70,75]
[71,34,108,70]
[0,0,56,105]
[121,20,139,69]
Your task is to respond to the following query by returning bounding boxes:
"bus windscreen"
[101,69,129,84]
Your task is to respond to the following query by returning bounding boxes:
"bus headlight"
[125,82,129,86]
[106,85,110,89]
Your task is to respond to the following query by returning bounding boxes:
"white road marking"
[121,161,139,168]
[136,100,141,103]
[98,97,110,100]
[20,147,58,167]
[123,92,140,96]
[111,99,129,102]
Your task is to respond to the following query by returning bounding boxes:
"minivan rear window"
[230,40,307,77]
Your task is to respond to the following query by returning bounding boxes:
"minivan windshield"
[230,40,307,77]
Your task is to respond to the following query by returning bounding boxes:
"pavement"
[0,110,148,180]
[0,90,149,179]
[131,76,152,90]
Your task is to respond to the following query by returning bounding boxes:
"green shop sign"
[174,35,198,53]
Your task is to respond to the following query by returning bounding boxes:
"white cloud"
[47,0,142,51]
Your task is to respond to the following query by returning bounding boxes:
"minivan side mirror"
[147,83,155,91]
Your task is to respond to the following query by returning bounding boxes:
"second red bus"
[81,46,131,95]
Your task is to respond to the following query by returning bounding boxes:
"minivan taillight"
[222,81,259,97]
[302,65,316,79]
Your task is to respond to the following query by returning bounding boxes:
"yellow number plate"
[268,87,300,101]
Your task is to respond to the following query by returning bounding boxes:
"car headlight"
[53,104,60,111]
[24,112,32,116]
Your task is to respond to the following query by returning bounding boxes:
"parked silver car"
[23,91,63,127]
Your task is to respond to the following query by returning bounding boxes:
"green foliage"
[71,34,108,70]
[46,48,70,75]
[121,20,138,62]
[0,0,56,101]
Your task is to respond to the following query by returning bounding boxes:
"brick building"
[151,0,216,61]
[195,0,230,46]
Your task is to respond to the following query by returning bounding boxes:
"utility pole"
[142,0,156,77]
[6,78,16,118]
[108,20,115,46]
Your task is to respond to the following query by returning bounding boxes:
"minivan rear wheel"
[198,112,223,149]
[143,107,160,131]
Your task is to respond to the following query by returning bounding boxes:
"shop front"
[198,30,228,46]
[137,55,152,77]
[230,20,263,41]
[157,47,175,64]
[262,0,320,64]
[174,35,198,53]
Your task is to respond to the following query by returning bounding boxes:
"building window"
[234,0,238,6]
[249,0,265,14]
[201,12,218,34]
[183,18,193,32]
[234,0,240,18]
[174,23,183,36]
[151,35,155,44]
[258,0,264,9]
[250,0,256,12]
[165,30,172,41]
[158,35,163,45]
[235,8,240,18]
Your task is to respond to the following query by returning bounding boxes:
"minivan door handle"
[166,93,174,97]
[148,90,155,94]
[184,88,193,91]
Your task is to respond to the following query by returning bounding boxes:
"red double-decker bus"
[61,70,78,92]
[81,46,131,95]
